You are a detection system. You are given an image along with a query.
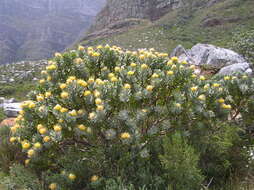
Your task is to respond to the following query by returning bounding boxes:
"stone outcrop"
[0,97,21,117]
[83,0,186,41]
[171,43,253,75]
[89,0,184,33]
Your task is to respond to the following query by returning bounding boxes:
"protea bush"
[7,45,254,189]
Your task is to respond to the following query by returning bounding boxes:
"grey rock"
[170,45,187,57]
[3,103,22,117]
[189,44,246,69]
[218,62,253,75]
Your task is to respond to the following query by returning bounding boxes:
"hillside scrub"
[3,45,254,189]
[230,30,254,63]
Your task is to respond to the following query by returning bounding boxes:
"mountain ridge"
[80,0,254,56]
[0,0,106,64]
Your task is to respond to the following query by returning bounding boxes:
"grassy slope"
[80,0,254,53]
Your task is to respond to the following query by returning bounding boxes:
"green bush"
[0,108,6,122]
[6,45,254,189]
[230,30,254,63]
[159,133,204,190]
[0,126,24,173]
[0,86,16,97]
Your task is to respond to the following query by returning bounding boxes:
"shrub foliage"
[5,45,254,189]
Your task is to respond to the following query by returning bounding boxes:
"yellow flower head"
[146,85,154,92]
[25,159,30,165]
[89,112,96,120]
[45,92,52,98]
[78,124,87,131]
[217,98,225,103]
[92,52,100,57]
[167,70,174,76]
[167,60,173,66]
[127,71,135,76]
[221,103,232,109]
[22,142,31,149]
[181,60,188,65]
[171,56,178,63]
[59,83,67,89]
[130,63,137,67]
[84,90,92,96]
[43,136,51,143]
[55,52,62,57]
[77,79,87,87]
[93,90,101,97]
[97,105,104,111]
[191,74,197,78]
[69,110,78,117]
[37,124,44,130]
[199,76,206,81]
[198,94,206,101]
[190,86,198,92]
[97,45,103,49]
[77,109,84,115]
[141,64,148,70]
[213,83,221,88]
[189,65,195,70]
[39,128,47,135]
[27,149,35,158]
[68,173,76,180]
[95,98,102,105]
[120,132,131,139]
[151,73,159,79]
[28,102,36,109]
[60,107,68,113]
[49,183,57,190]
[123,83,131,89]
[204,84,210,90]
[39,79,45,84]
[41,70,47,75]
[139,54,146,60]
[91,175,99,182]
[78,45,85,51]
[224,76,230,80]
[75,58,83,64]
[54,104,62,111]
[88,77,95,84]
[110,77,118,82]
[242,75,248,79]
[34,142,42,149]
[9,137,16,143]
[175,103,181,108]
[114,66,121,72]
[66,76,76,84]
[61,91,69,99]
[46,64,57,71]
[54,125,62,132]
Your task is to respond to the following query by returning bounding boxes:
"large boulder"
[218,62,253,75]
[171,43,253,75]
[189,43,246,69]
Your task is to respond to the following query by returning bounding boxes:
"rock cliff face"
[0,0,106,64]
[89,0,184,33]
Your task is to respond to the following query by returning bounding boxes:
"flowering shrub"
[8,45,254,189]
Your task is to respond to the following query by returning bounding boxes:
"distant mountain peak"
[0,0,106,64]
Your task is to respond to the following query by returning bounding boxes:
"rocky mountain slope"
[0,0,106,64]
[80,0,254,55]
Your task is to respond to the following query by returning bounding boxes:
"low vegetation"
[0,45,253,189]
